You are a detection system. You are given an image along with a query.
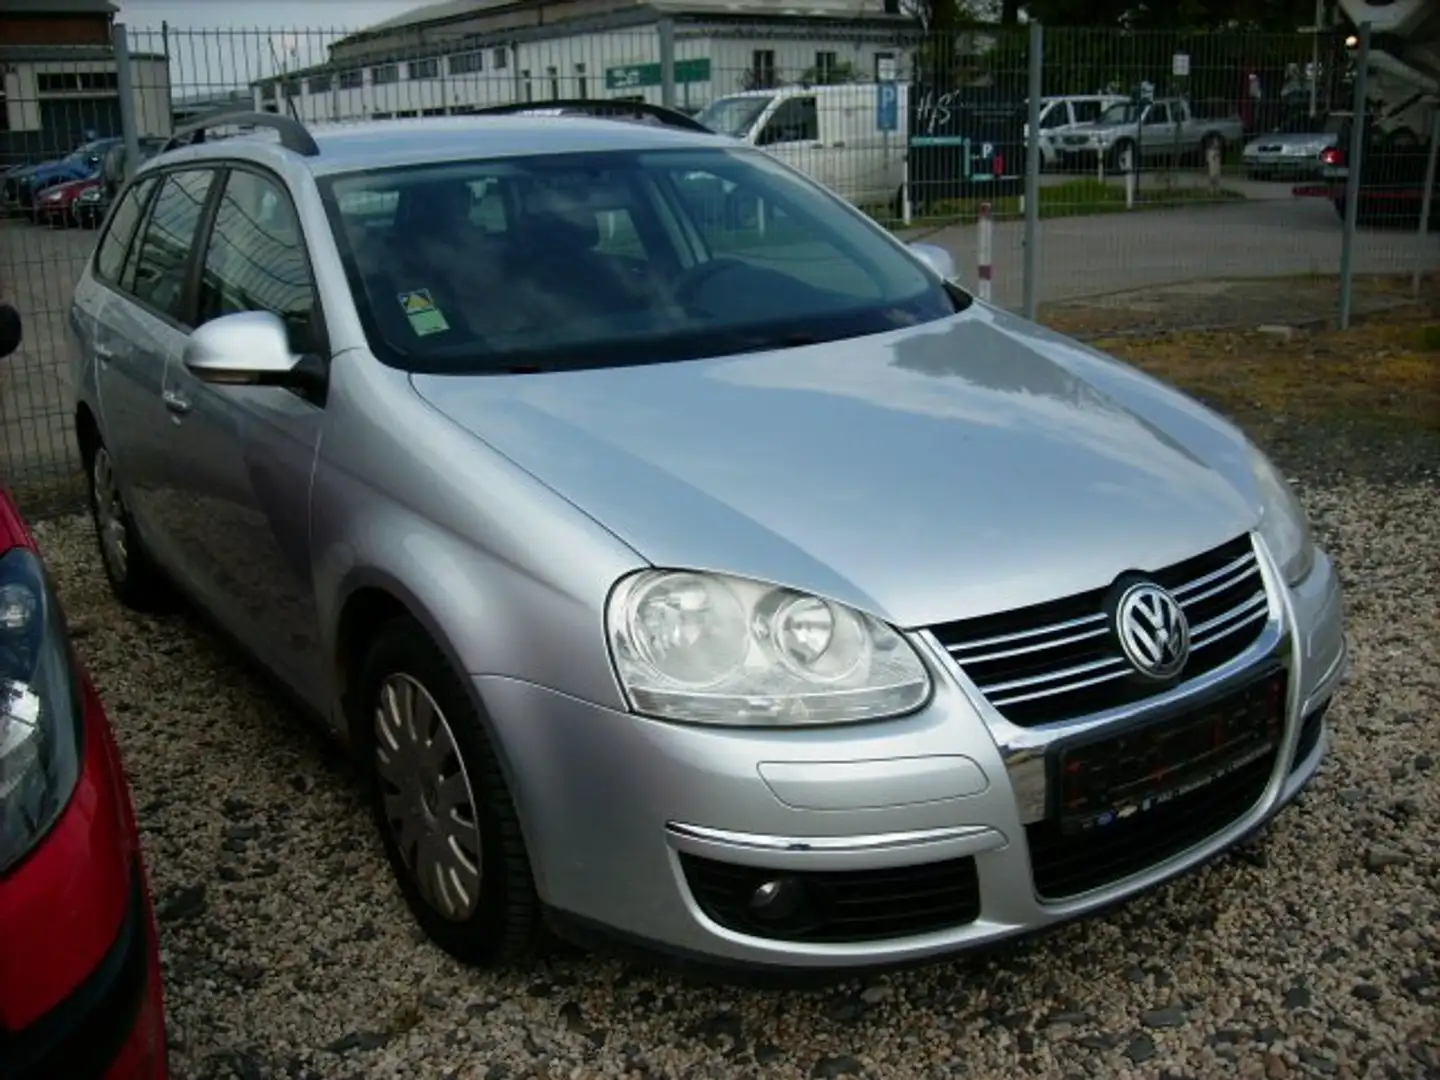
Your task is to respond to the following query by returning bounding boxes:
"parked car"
[1323,117,1439,228]
[1028,94,1128,169]
[0,302,169,1075]
[31,174,104,227]
[7,138,121,212]
[1242,112,1346,180]
[71,107,1345,975]
[1057,97,1245,171]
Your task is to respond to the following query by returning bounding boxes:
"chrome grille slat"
[929,535,1271,727]
[945,611,1107,656]
[948,624,1109,665]
[977,654,1128,696]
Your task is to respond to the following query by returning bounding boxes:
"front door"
[156,165,330,708]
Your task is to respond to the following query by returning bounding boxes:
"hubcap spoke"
[373,673,483,922]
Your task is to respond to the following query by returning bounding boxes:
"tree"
[1021,0,1322,29]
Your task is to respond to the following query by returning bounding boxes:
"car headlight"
[1248,444,1316,586]
[77,188,100,203]
[41,189,63,203]
[606,570,932,726]
[0,547,83,874]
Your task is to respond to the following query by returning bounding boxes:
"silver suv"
[69,106,1346,973]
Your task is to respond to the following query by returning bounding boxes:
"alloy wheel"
[374,673,483,922]
[91,447,129,582]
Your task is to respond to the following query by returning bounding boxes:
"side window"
[128,169,215,321]
[1145,103,1170,125]
[94,176,157,283]
[757,96,818,145]
[1072,101,1103,124]
[1039,103,1067,129]
[197,169,316,353]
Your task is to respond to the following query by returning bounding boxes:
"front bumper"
[481,537,1345,971]
[0,870,167,1079]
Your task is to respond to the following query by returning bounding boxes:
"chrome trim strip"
[989,662,1129,708]
[664,821,997,854]
[1173,551,1257,600]
[980,652,1127,695]
[944,610,1106,654]
[950,623,1108,664]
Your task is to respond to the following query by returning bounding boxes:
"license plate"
[1054,674,1285,835]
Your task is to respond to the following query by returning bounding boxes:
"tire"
[1108,139,1135,173]
[86,438,174,612]
[358,618,540,967]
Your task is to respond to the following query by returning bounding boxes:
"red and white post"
[976,201,994,303]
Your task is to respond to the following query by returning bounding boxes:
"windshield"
[695,96,773,138]
[319,147,965,375]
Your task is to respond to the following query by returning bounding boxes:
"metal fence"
[0,19,1435,518]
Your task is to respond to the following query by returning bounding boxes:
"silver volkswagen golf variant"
[68,106,1346,973]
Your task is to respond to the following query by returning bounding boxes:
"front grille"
[931,534,1269,727]
[679,853,981,943]
[1026,747,1276,900]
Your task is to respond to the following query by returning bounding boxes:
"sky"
[113,0,424,93]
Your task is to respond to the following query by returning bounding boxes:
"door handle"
[162,389,192,416]
[94,342,114,362]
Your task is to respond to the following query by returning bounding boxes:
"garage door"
[40,97,122,153]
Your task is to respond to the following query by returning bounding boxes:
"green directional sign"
[605,58,711,90]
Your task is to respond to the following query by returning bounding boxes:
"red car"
[30,175,102,228]
[0,303,168,1077]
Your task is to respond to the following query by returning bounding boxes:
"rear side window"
[128,169,216,322]
[94,176,156,283]
[1072,100,1104,124]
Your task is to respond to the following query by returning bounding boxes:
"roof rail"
[469,99,713,134]
[162,108,320,157]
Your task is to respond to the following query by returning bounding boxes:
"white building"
[252,0,918,123]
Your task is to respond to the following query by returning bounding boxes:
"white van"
[695,83,911,210]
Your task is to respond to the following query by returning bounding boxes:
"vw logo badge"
[1114,582,1190,680]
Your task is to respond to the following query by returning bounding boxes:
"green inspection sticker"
[398,288,450,336]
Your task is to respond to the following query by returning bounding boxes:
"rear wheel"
[86,439,173,612]
[359,619,541,967]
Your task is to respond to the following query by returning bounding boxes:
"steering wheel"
[672,257,740,308]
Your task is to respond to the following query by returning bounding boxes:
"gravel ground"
[29,444,1440,1079]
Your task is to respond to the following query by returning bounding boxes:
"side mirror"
[908,241,957,283]
[0,304,22,360]
[183,310,301,386]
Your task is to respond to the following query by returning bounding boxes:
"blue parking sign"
[877,82,898,133]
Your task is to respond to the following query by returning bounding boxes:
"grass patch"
[871,177,1245,228]
[1092,310,1440,440]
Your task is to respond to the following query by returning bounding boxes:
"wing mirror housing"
[0,304,22,360]
[182,310,324,394]
[908,241,958,283]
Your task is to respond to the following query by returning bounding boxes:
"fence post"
[977,202,993,303]
[1022,20,1043,321]
[1412,110,1440,297]
[658,19,676,109]
[1338,22,1371,331]
[113,22,141,183]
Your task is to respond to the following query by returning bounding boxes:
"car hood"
[409,305,1262,627]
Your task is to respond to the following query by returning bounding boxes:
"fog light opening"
[747,876,810,925]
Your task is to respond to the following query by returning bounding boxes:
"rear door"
[90,167,218,559]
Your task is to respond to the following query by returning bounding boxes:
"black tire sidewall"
[85,443,168,611]
[357,620,539,967]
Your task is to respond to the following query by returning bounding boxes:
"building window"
[372,64,399,85]
[37,72,119,93]
[408,58,439,80]
[547,66,559,100]
[814,51,838,84]
[308,74,332,94]
[575,62,587,100]
[449,51,483,75]
[397,109,419,118]
[522,70,532,101]
[260,83,277,101]
[373,111,394,119]
[422,106,447,116]
[338,70,363,90]
[751,50,776,90]
[493,47,508,70]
